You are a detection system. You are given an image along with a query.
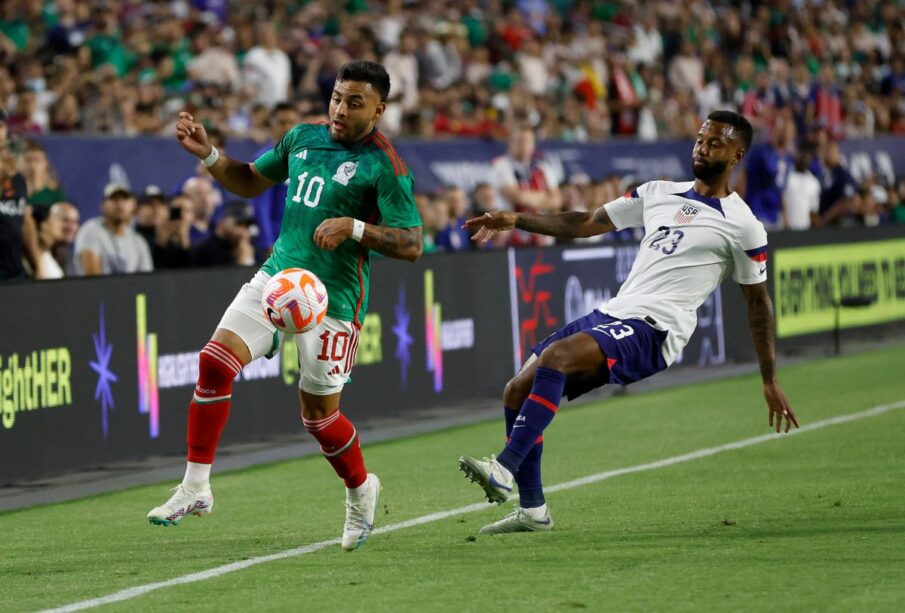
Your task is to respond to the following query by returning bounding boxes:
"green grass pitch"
[2,345,904,612]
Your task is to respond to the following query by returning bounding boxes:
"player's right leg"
[148,271,277,526]
[460,311,614,508]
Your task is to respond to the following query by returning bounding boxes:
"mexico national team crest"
[674,204,699,224]
[332,161,359,186]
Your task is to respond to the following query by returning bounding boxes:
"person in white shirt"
[458,110,798,534]
[242,22,292,108]
[74,183,153,275]
[782,149,822,230]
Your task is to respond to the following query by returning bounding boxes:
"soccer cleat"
[457,455,513,504]
[479,506,554,534]
[147,484,214,526]
[341,473,381,551]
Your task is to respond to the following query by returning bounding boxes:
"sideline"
[42,399,905,613]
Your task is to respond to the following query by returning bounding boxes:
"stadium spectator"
[73,182,153,275]
[491,124,562,246]
[189,199,256,267]
[134,185,168,248]
[737,112,796,229]
[434,185,473,252]
[250,102,300,256]
[49,201,80,276]
[152,194,193,269]
[782,149,822,231]
[32,206,65,279]
[21,140,66,210]
[414,192,440,255]
[815,141,859,222]
[0,138,42,281]
[242,22,291,109]
[381,29,419,136]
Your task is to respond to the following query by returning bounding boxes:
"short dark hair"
[707,110,753,155]
[272,102,297,115]
[336,61,391,102]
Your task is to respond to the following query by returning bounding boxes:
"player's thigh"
[536,332,607,377]
[295,316,359,397]
[215,270,280,362]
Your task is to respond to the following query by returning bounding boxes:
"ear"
[373,101,386,121]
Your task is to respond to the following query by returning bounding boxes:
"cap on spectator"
[140,184,166,203]
[223,200,256,225]
[104,182,133,199]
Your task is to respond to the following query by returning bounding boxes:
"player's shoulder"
[361,129,409,177]
[634,180,695,198]
[282,122,329,147]
[725,192,768,242]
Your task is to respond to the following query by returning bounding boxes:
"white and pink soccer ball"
[261,268,329,334]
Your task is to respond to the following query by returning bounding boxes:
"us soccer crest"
[673,204,699,224]
[332,161,359,186]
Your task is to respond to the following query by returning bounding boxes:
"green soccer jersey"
[254,123,422,325]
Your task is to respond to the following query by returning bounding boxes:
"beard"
[692,159,728,181]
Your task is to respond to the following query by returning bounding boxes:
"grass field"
[2,345,904,612]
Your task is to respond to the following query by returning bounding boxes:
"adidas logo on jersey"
[328,365,342,376]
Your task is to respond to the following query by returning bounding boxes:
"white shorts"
[217,270,360,395]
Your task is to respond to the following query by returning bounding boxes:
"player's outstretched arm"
[464,207,615,243]
[313,218,423,262]
[740,282,799,433]
[175,112,275,198]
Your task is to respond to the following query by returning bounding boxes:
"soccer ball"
[261,268,328,334]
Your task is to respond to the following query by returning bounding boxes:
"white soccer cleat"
[341,473,381,551]
[479,506,554,534]
[457,455,513,504]
[147,484,214,526]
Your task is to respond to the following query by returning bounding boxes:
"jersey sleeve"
[253,128,296,183]
[375,166,422,228]
[602,182,649,230]
[731,218,769,284]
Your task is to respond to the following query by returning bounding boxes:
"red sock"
[303,411,367,489]
[186,341,243,464]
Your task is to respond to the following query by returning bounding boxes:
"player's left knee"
[536,341,573,371]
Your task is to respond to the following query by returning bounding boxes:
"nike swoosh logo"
[511,425,525,429]
[488,475,512,492]
[533,518,552,525]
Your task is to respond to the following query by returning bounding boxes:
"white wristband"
[201,146,220,167]
[351,219,365,242]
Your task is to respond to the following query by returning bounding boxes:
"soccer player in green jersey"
[148,61,423,551]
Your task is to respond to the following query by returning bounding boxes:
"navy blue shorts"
[532,311,668,400]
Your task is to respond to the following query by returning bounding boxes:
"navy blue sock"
[497,367,565,474]
[516,442,545,508]
[504,406,517,438]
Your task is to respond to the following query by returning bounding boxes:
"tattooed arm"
[313,217,423,262]
[464,205,616,243]
[740,282,799,433]
[359,224,423,261]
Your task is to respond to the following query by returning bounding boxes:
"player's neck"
[692,179,732,200]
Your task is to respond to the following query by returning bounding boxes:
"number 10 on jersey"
[292,172,325,208]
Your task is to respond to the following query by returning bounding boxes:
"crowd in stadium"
[1,0,904,280]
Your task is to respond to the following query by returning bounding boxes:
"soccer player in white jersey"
[458,110,798,534]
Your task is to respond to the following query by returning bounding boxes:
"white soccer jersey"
[600,180,768,366]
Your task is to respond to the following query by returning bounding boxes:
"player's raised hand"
[175,112,212,159]
[313,217,353,251]
[764,380,799,433]
[463,211,517,244]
